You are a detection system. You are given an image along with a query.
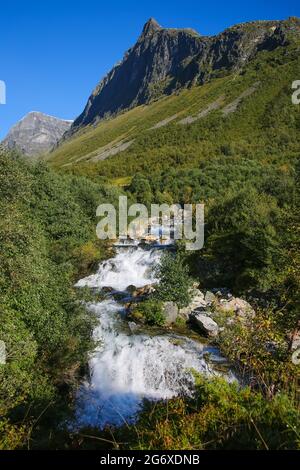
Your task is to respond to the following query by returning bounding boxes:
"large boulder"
[190,313,219,337]
[162,302,179,325]
[179,289,206,319]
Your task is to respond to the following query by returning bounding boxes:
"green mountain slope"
[48,34,300,181]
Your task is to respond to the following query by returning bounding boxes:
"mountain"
[48,16,300,176]
[2,112,73,156]
[70,17,300,133]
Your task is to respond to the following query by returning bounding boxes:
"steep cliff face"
[72,19,205,129]
[71,17,299,132]
[2,112,72,156]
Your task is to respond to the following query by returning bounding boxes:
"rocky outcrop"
[70,17,300,133]
[162,301,178,325]
[2,112,72,156]
[190,313,219,337]
[179,288,207,318]
[178,286,257,339]
[130,284,156,298]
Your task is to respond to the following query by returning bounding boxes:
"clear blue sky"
[0,0,299,139]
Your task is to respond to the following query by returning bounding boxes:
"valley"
[0,14,299,452]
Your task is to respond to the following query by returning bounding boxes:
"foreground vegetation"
[0,150,121,449]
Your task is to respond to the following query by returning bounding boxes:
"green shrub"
[123,376,300,450]
[0,150,121,448]
[133,300,165,326]
[155,253,191,308]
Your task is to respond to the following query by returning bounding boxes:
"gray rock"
[179,288,206,319]
[127,285,137,294]
[179,288,207,319]
[222,83,260,115]
[162,301,178,325]
[192,306,211,314]
[128,322,139,333]
[179,306,192,319]
[2,111,72,156]
[204,291,216,305]
[190,313,219,337]
[91,139,135,162]
[178,98,223,125]
[190,296,207,309]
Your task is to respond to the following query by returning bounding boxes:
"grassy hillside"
[47,33,300,292]
[48,40,300,181]
[47,34,300,296]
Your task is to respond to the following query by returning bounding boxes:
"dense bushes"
[131,299,165,326]
[124,376,299,450]
[123,155,299,299]
[0,150,120,448]
[203,187,284,291]
[154,253,191,308]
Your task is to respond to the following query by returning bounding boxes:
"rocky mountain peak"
[2,112,73,156]
[141,18,162,37]
[69,17,300,134]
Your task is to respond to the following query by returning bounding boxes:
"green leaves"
[155,253,191,308]
[0,150,119,446]
[134,300,165,326]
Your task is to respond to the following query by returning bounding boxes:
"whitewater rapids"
[75,247,230,428]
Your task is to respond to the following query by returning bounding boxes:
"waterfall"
[76,247,160,291]
[75,246,230,429]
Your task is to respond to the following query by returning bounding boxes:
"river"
[74,245,231,429]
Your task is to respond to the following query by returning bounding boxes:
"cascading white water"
[76,247,160,291]
[75,246,230,429]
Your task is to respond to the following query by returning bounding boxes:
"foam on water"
[76,247,160,291]
[76,300,219,428]
[75,246,230,429]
